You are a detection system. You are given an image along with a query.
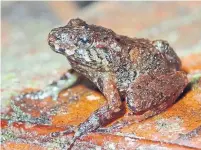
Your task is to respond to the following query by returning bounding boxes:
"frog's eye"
[79,37,89,44]
[84,24,89,29]
[60,33,67,42]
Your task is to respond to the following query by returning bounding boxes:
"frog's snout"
[48,32,61,52]
[48,28,59,41]
[48,32,70,55]
[48,34,55,49]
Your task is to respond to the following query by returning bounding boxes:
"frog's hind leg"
[14,69,81,101]
[97,71,188,132]
[96,98,177,133]
[126,71,188,115]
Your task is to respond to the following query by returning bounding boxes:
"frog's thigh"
[126,71,188,114]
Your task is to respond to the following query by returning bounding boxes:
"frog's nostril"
[48,34,55,42]
[48,34,57,48]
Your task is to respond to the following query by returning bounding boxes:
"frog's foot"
[14,69,80,101]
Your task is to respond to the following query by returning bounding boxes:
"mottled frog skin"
[15,18,188,148]
[48,18,188,147]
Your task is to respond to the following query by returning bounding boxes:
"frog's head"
[48,18,95,57]
[48,18,115,66]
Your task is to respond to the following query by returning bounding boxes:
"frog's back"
[129,38,171,75]
[113,37,174,95]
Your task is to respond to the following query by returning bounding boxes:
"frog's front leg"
[15,69,81,101]
[68,74,123,148]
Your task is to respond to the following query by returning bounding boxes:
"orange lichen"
[52,91,105,126]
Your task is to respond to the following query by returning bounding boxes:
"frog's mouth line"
[49,41,78,56]
[64,47,77,56]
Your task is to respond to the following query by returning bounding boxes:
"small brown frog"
[15,18,188,147]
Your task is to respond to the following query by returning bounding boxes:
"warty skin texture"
[29,18,189,148]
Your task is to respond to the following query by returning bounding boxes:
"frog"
[14,18,188,148]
